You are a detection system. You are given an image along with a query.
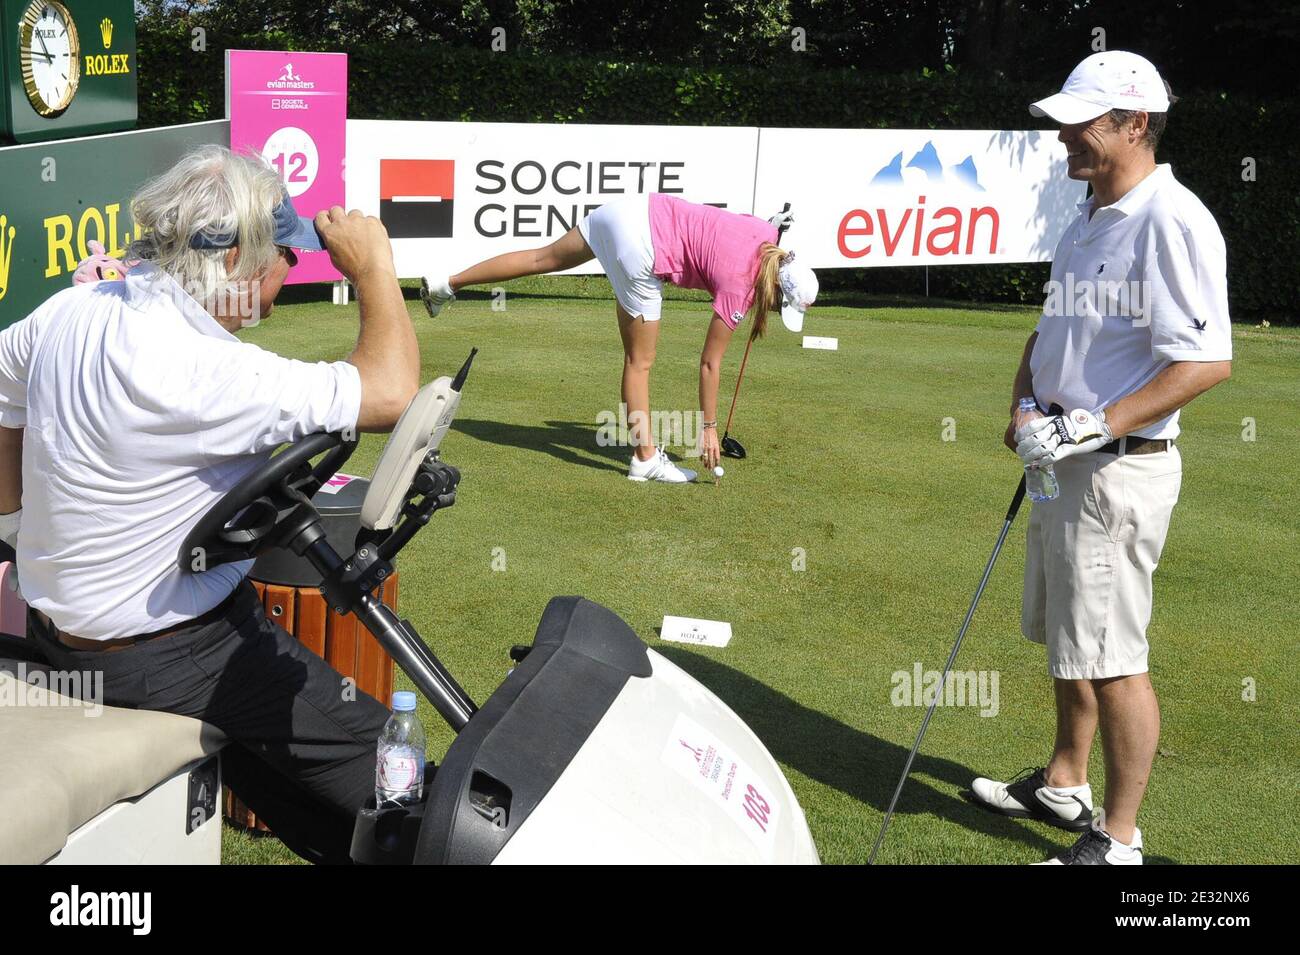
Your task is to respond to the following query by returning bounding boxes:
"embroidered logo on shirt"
[1190,319,1207,331]
[1097,262,1105,275]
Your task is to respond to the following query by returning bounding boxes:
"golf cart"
[179,349,819,864]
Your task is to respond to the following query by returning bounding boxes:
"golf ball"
[713,466,725,477]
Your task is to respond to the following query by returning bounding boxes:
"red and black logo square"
[379,159,454,239]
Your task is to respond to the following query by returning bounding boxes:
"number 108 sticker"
[262,126,320,198]
[662,712,780,859]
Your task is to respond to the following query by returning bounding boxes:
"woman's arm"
[699,316,737,468]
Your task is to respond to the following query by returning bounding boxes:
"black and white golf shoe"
[1034,825,1144,865]
[968,767,1094,831]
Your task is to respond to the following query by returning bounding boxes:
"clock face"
[19,1,81,117]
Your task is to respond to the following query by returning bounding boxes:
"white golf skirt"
[578,194,663,321]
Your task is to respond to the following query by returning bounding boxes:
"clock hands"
[34,27,55,63]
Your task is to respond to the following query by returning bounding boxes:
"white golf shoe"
[968,766,1094,831]
[1034,824,1144,865]
[627,448,696,484]
[420,274,455,317]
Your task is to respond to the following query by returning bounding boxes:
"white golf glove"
[1016,409,1112,467]
[768,208,795,231]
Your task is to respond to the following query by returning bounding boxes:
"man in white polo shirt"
[0,146,419,863]
[968,52,1233,864]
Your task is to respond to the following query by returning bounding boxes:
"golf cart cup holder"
[179,430,359,572]
[350,788,431,865]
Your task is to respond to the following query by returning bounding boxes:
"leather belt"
[37,589,240,653]
[1099,436,1172,456]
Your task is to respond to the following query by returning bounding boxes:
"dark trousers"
[28,580,393,864]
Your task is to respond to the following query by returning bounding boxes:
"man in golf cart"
[0,146,417,864]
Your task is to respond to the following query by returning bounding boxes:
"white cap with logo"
[1030,51,1170,125]
[778,253,818,333]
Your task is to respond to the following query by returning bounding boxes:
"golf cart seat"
[0,633,226,865]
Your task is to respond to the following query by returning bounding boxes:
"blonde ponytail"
[747,242,785,342]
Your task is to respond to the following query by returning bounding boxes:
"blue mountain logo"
[870,141,985,191]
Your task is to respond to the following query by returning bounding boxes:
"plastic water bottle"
[375,691,426,807]
[1018,397,1060,503]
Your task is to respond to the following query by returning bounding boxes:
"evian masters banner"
[225,50,347,283]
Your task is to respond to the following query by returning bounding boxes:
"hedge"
[137,28,1297,320]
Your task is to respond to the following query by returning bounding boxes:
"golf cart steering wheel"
[179,431,358,573]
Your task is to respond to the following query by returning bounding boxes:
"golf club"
[720,201,792,460]
[867,475,1028,865]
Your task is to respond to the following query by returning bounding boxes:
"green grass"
[223,276,1300,865]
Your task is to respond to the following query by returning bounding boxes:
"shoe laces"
[1005,766,1044,786]
[1060,827,1110,864]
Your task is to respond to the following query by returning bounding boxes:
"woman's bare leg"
[450,227,594,291]
[616,303,659,462]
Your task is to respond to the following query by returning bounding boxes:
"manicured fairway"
[221,276,1299,865]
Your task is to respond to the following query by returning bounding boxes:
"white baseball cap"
[778,254,818,333]
[1030,51,1170,125]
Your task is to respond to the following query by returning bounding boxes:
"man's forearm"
[348,266,419,431]
[0,426,22,514]
[1102,360,1231,438]
[1010,332,1038,414]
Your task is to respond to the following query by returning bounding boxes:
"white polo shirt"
[0,263,362,640]
[1030,164,1232,440]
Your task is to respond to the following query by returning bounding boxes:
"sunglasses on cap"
[189,191,323,253]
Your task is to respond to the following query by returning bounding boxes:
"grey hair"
[127,145,284,308]
[1107,79,1178,152]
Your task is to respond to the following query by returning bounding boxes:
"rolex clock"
[20,0,80,117]
[1,0,137,143]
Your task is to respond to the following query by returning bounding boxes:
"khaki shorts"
[1022,444,1182,679]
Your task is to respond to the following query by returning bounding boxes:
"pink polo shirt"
[648,194,778,329]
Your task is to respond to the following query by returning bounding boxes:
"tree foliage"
[138,0,1300,94]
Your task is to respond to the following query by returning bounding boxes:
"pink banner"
[226,50,347,284]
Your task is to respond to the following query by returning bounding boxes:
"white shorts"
[1022,444,1183,679]
[578,194,663,321]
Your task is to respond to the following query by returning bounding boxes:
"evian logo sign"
[837,140,1002,260]
[266,62,314,90]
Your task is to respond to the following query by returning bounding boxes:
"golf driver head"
[721,435,747,459]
